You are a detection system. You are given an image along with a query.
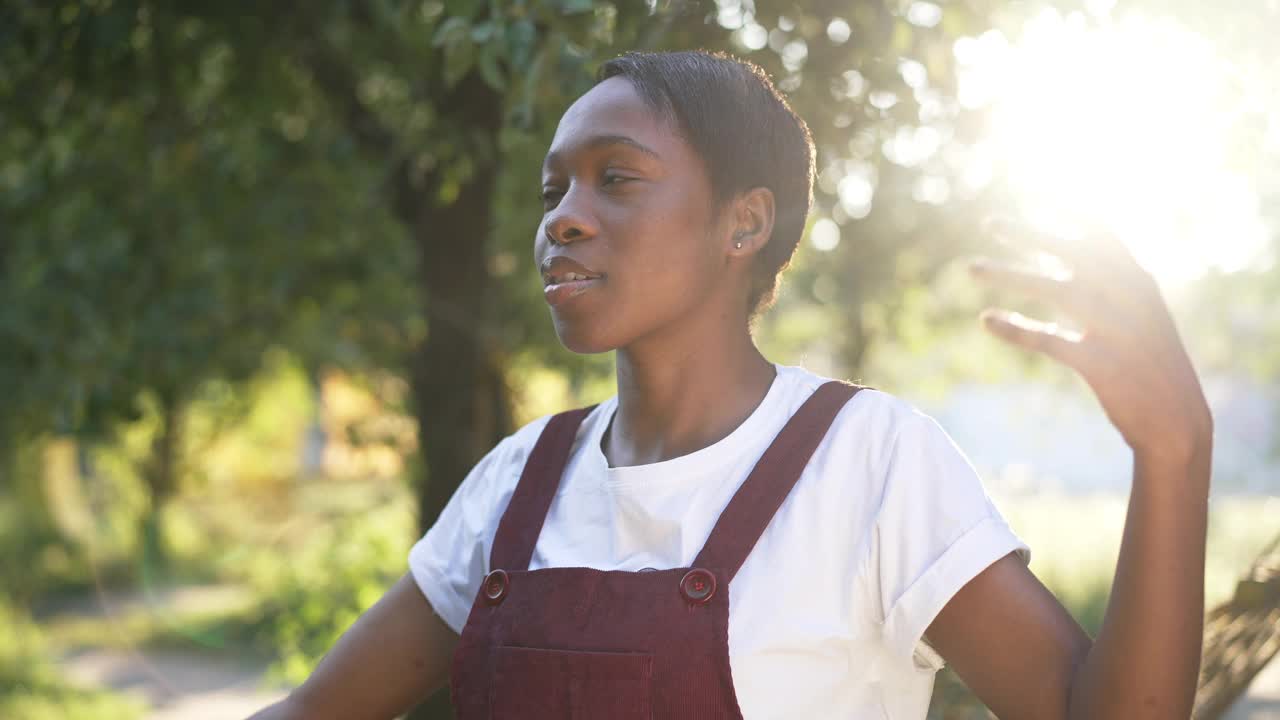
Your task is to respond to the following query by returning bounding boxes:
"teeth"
[545,270,597,285]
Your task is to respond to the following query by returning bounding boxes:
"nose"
[542,186,598,246]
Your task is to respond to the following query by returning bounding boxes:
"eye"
[540,187,563,208]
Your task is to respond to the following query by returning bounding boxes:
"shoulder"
[448,413,555,504]
[778,364,948,465]
[777,365,983,525]
[501,412,556,460]
[776,363,922,423]
[489,397,612,474]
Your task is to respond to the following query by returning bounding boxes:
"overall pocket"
[490,645,654,720]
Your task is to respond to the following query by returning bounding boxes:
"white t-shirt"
[409,362,1029,719]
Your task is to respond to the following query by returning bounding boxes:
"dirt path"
[38,584,1280,719]
[40,584,291,720]
[56,645,289,720]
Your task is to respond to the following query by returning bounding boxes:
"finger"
[984,217,1092,268]
[987,218,1141,277]
[979,309,1090,370]
[986,224,1161,323]
[969,257,1116,330]
[1073,219,1143,269]
[969,258,1075,309]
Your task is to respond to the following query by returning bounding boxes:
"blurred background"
[2,0,1279,718]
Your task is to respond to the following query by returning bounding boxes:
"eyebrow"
[542,134,662,172]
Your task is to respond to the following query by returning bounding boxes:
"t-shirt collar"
[584,363,789,490]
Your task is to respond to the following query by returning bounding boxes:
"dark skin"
[247,76,1213,720]
[537,77,779,467]
[944,239,1213,719]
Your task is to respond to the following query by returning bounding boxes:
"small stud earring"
[735,241,743,249]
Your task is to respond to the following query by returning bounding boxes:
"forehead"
[543,76,685,169]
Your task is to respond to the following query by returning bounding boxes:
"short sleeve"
[407,435,521,634]
[871,412,1030,670]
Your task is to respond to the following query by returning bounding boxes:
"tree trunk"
[301,45,514,718]
[402,77,511,720]
[139,389,182,582]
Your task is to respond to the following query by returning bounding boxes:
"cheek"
[622,208,710,286]
[592,176,724,313]
[610,234,721,322]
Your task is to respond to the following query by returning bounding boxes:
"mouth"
[540,256,605,307]
[543,274,603,307]
[542,270,603,286]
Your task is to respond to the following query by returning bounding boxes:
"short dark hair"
[597,50,816,319]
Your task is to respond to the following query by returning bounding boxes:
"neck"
[603,306,776,468]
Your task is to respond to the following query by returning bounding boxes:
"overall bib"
[450,380,863,719]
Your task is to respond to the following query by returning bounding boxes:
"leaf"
[478,42,507,92]
[512,45,547,128]
[559,0,595,15]
[470,21,495,43]
[431,16,470,48]
[443,37,477,88]
[443,0,482,17]
[506,18,536,68]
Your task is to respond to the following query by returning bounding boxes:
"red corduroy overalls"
[450,380,863,719]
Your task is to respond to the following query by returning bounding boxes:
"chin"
[551,315,622,355]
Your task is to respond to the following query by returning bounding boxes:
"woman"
[250,50,1213,719]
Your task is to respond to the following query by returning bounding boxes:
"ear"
[728,187,775,256]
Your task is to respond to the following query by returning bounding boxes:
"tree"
[1,2,1040,713]
[1,0,1033,566]
[0,0,414,570]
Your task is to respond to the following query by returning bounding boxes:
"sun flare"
[959,10,1270,284]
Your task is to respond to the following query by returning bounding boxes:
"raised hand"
[969,226,1213,467]
[949,224,1214,719]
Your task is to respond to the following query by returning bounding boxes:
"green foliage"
[2,4,1278,717]
[0,439,144,607]
[0,0,1030,441]
[0,494,108,609]
[233,505,413,685]
[0,2,416,444]
[0,597,145,720]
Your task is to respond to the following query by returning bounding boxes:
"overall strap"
[691,381,863,583]
[489,405,597,572]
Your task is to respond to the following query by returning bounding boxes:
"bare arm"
[925,226,1213,719]
[246,572,461,720]
[1066,448,1209,717]
[928,451,1210,719]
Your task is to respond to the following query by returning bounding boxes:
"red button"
[679,568,717,604]
[483,569,509,604]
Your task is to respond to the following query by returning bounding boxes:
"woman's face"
[536,76,738,354]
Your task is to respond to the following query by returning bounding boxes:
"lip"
[540,255,605,308]
[541,255,603,285]
[544,277,602,307]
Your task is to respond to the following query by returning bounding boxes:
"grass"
[927,492,1280,718]
[0,597,146,720]
[14,477,1276,719]
[997,493,1280,625]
